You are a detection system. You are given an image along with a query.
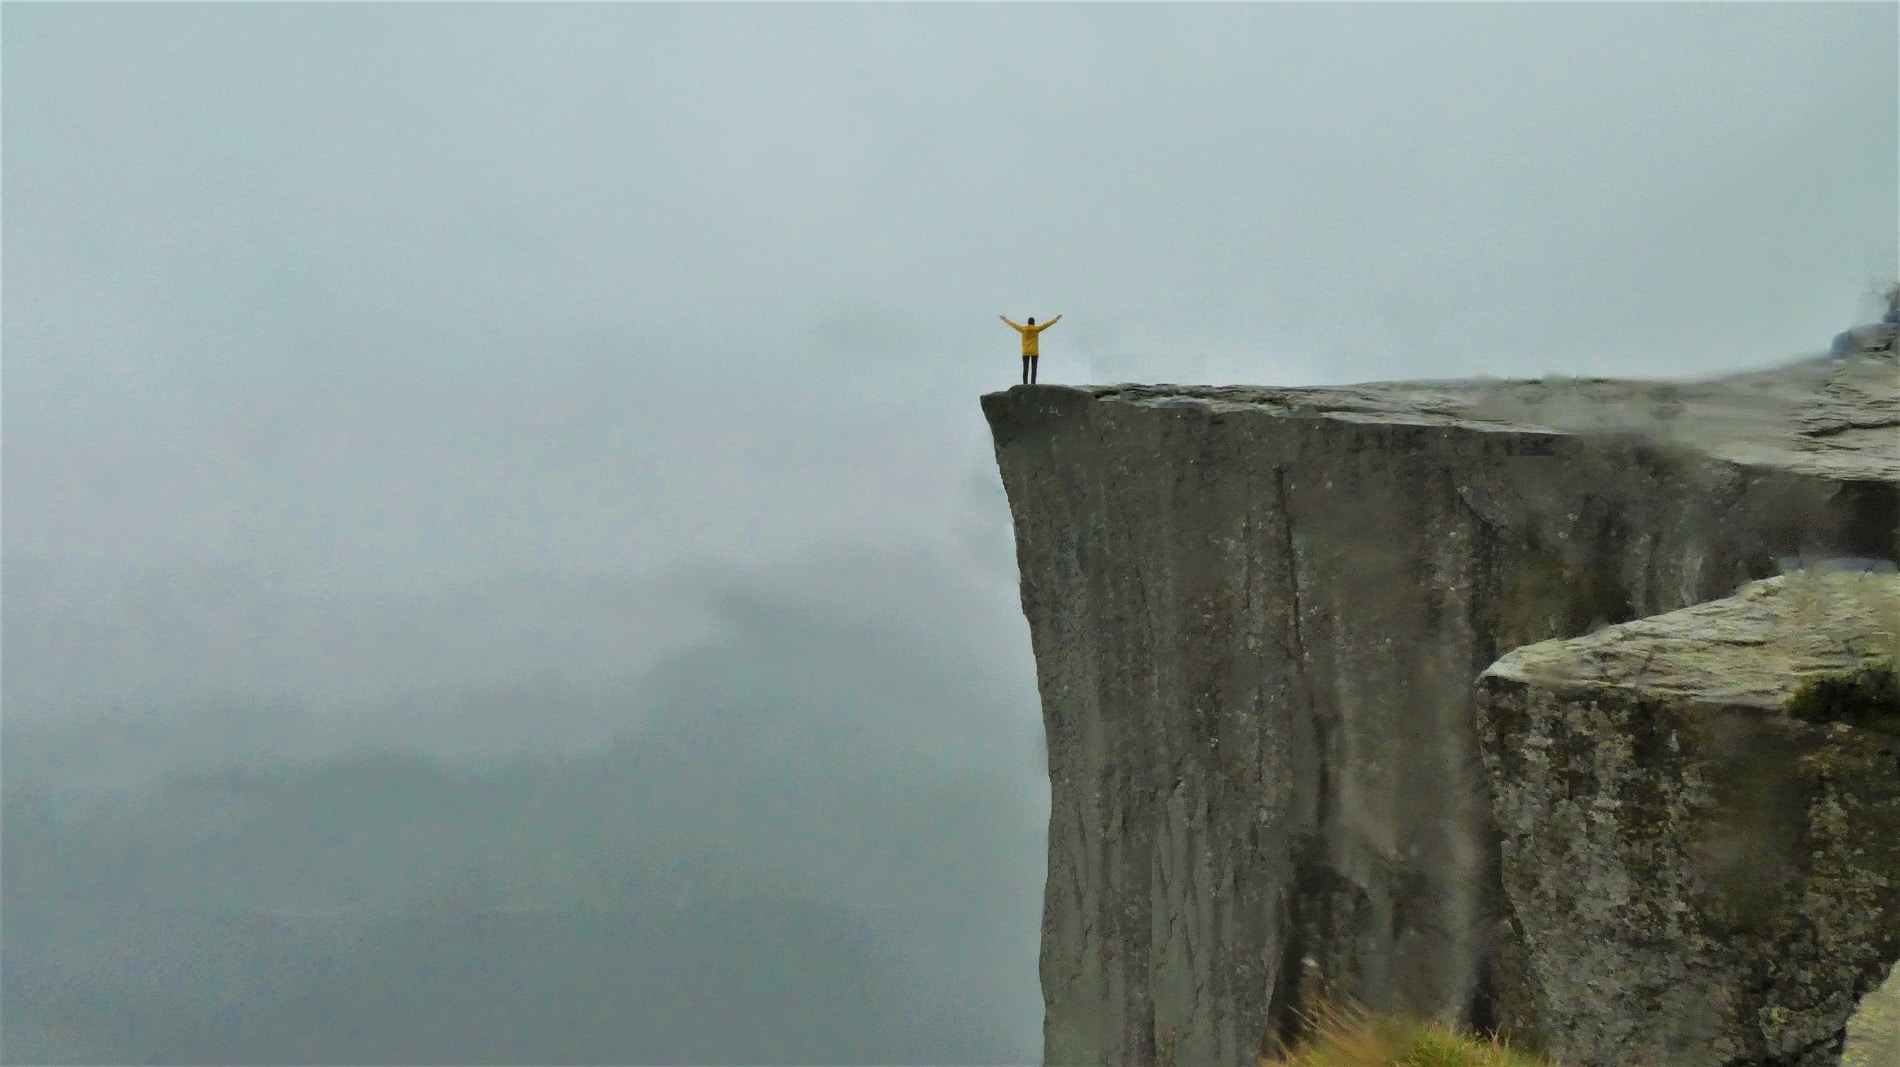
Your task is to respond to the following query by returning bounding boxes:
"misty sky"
[7,2,1896,598]
[2,3,1897,1064]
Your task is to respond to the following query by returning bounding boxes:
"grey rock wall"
[981,358,1898,1067]
[1474,573,1900,1067]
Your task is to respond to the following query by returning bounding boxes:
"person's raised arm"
[1001,315,1024,331]
[1044,314,1062,329]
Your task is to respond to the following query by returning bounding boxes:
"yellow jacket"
[1001,314,1061,356]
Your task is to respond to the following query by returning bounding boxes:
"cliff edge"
[982,356,1897,1067]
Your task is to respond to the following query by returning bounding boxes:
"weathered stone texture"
[1475,573,1900,1067]
[982,358,1897,1067]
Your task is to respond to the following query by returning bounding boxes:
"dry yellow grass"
[1241,983,1900,1067]
[1844,964,1900,1067]
[1255,1002,1556,1067]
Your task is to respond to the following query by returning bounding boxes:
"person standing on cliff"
[1001,313,1061,384]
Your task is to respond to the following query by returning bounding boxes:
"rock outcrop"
[1475,571,1900,1067]
[982,355,1898,1067]
[1831,322,1898,361]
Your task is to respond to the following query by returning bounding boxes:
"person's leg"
[1030,354,1039,384]
[1022,356,1030,385]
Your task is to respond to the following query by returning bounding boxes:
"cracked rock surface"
[1475,572,1900,1067]
[981,357,1897,1067]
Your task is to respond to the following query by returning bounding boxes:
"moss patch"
[1786,661,1900,736]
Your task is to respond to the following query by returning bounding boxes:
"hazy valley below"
[2,551,1048,1065]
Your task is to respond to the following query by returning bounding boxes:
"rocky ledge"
[1476,571,1900,1067]
[983,355,1897,1067]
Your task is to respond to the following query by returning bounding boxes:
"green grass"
[1256,1003,1556,1067]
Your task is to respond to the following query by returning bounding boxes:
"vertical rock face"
[981,359,1898,1067]
[1475,573,1900,1067]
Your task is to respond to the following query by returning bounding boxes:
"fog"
[3,3,1894,1064]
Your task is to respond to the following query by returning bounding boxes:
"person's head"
[1027,317,1036,325]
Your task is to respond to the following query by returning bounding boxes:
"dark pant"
[1021,354,1038,385]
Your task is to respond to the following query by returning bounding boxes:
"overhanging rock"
[982,355,1897,1067]
[1475,571,1900,1067]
